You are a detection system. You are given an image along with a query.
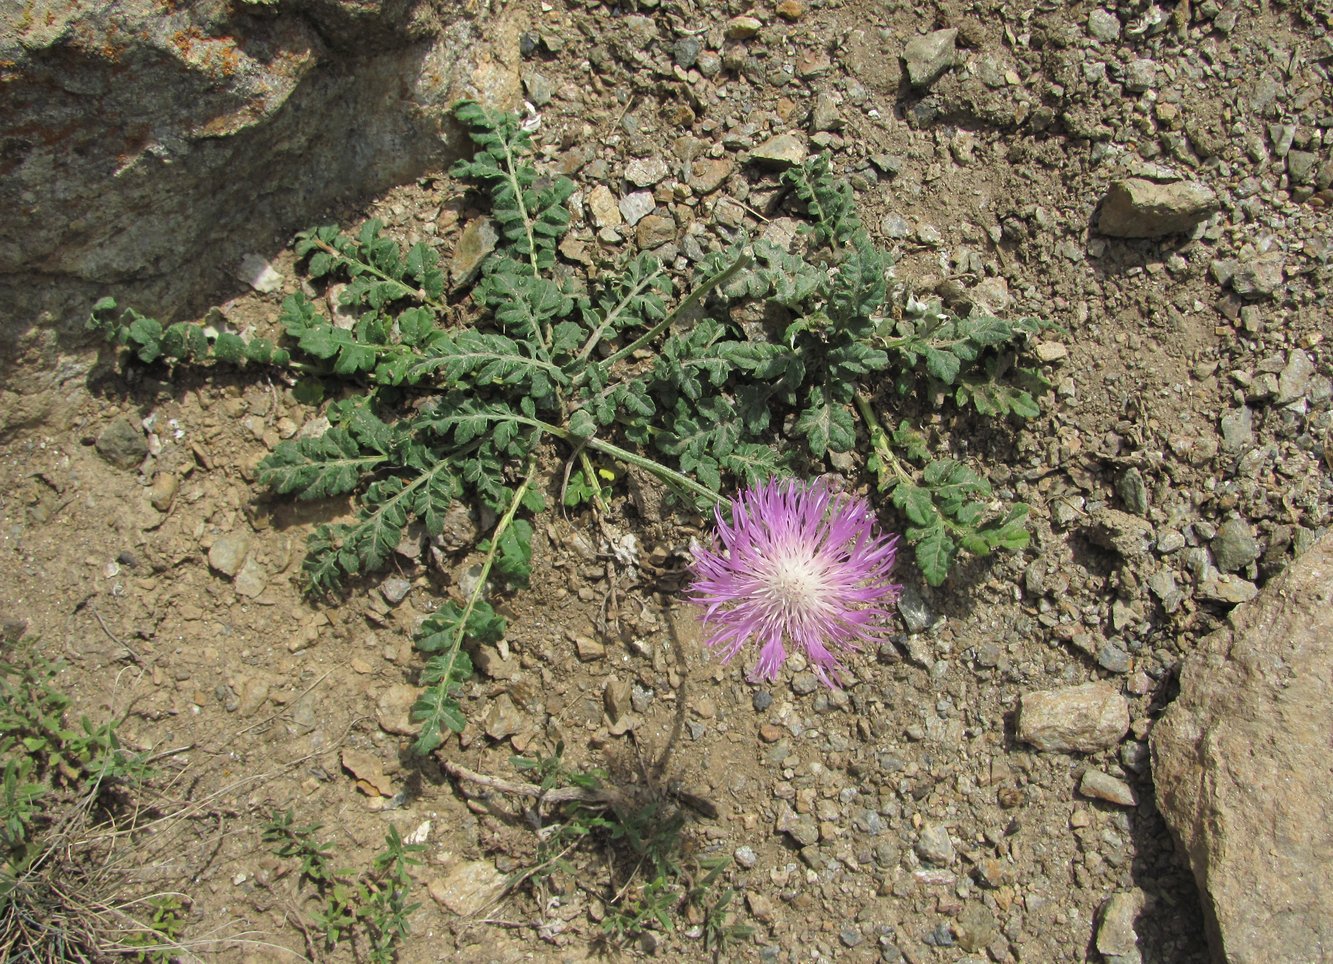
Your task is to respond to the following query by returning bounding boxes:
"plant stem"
[853,391,912,486]
[453,453,541,644]
[575,262,667,365]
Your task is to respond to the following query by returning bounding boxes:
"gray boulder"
[0,0,517,342]
[1151,533,1333,964]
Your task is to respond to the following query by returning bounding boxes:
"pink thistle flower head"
[689,477,901,687]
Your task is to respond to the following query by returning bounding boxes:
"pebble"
[379,575,412,605]
[234,556,267,598]
[635,213,676,249]
[775,803,820,847]
[1230,256,1284,298]
[147,472,179,511]
[1219,406,1254,453]
[749,133,808,168]
[450,217,498,290]
[483,694,524,740]
[574,635,606,661]
[376,683,418,736]
[586,184,623,229]
[207,532,251,578]
[734,845,758,869]
[1087,8,1121,41]
[1276,349,1314,404]
[955,902,997,953]
[758,723,784,743]
[914,823,955,866]
[235,253,283,293]
[1197,571,1259,605]
[724,15,762,40]
[1080,769,1138,807]
[1017,681,1130,753]
[95,416,149,470]
[429,860,505,917]
[1211,518,1259,573]
[618,190,655,226]
[625,156,670,188]
[603,677,633,724]
[897,584,934,633]
[902,28,958,90]
[672,37,701,69]
[1096,891,1146,962]
[688,157,732,195]
[1116,467,1149,516]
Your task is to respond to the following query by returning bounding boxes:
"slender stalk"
[853,391,911,485]
[574,263,666,365]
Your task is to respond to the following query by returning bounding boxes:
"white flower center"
[765,554,824,613]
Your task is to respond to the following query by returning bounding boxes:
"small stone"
[1098,639,1131,674]
[483,694,524,741]
[1035,341,1069,362]
[734,845,758,869]
[1080,769,1138,807]
[1018,681,1130,753]
[1286,150,1319,186]
[1087,8,1121,41]
[1096,178,1218,238]
[429,860,505,916]
[672,37,702,69]
[379,576,412,605]
[1124,58,1156,92]
[1230,256,1284,298]
[725,15,762,40]
[625,156,670,188]
[521,70,551,107]
[776,804,820,847]
[618,190,656,226]
[1148,569,1183,612]
[574,635,606,661]
[902,28,958,89]
[450,217,498,289]
[1097,891,1146,962]
[1117,467,1149,516]
[586,184,623,229]
[207,532,251,578]
[954,902,997,953]
[635,214,676,249]
[1198,572,1259,605]
[688,157,733,195]
[758,723,784,743]
[880,213,912,238]
[236,253,283,293]
[1219,406,1254,453]
[147,473,179,512]
[95,416,149,470]
[604,677,632,724]
[233,556,267,598]
[897,584,933,633]
[839,926,863,948]
[776,0,805,20]
[1276,349,1315,404]
[791,672,818,696]
[749,133,808,168]
[809,92,842,132]
[1212,518,1260,573]
[914,823,954,866]
[746,891,776,921]
[376,684,418,736]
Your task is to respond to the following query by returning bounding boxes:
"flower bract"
[689,478,901,686]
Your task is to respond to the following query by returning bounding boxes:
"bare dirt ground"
[2,0,1330,960]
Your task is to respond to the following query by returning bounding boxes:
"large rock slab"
[0,0,519,342]
[1150,533,1333,964]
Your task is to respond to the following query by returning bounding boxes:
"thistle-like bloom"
[689,478,901,687]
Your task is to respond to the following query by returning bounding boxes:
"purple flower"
[689,477,901,687]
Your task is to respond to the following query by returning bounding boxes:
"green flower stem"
[581,248,754,382]
[853,391,912,485]
[450,453,541,650]
[489,413,721,507]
